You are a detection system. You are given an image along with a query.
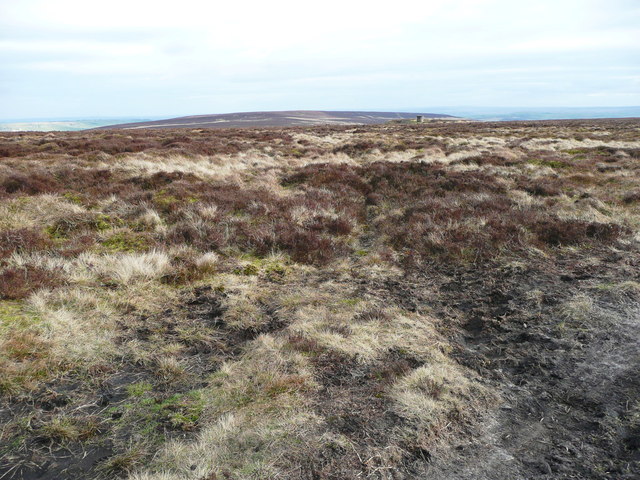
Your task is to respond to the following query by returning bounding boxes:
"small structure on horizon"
[416,115,424,123]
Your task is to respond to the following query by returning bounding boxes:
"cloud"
[0,40,153,56]
[1,0,638,118]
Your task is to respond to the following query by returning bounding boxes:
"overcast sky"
[1,0,638,119]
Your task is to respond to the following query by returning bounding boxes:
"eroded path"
[423,249,640,479]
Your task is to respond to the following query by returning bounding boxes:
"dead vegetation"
[0,118,639,479]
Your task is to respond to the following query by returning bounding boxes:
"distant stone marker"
[416,115,424,123]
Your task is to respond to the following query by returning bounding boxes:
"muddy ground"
[420,249,640,479]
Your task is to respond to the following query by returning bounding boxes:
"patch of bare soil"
[419,248,640,479]
[0,286,290,480]
[306,350,430,479]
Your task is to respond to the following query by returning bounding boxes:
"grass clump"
[0,302,51,395]
[99,446,147,476]
[128,390,205,433]
[389,352,489,435]
[528,157,570,169]
[126,381,154,397]
[38,416,101,444]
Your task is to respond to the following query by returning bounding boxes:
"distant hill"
[96,110,457,130]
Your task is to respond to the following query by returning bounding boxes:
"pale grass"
[559,293,594,324]
[7,250,171,286]
[110,281,180,314]
[83,250,170,284]
[596,281,640,302]
[195,251,219,270]
[520,137,640,152]
[154,356,188,382]
[138,208,166,233]
[29,287,117,363]
[131,412,322,480]
[291,132,345,146]
[124,338,155,366]
[97,194,147,220]
[522,163,558,177]
[129,335,319,479]
[509,189,544,209]
[221,292,267,331]
[196,203,218,220]
[554,195,623,225]
[615,281,640,295]
[108,153,224,178]
[217,274,268,330]
[292,151,356,167]
[443,150,483,164]
[360,149,424,165]
[291,303,442,363]
[0,194,86,231]
[448,162,481,172]
[20,265,179,367]
[348,254,404,280]
[289,204,350,228]
[447,136,508,148]
[391,353,472,429]
[107,152,303,180]
[7,251,75,275]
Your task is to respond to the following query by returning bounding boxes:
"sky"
[0,0,639,119]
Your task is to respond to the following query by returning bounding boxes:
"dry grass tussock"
[0,119,639,479]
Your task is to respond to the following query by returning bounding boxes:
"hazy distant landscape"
[96,111,457,130]
[0,118,162,132]
[2,107,638,132]
[426,106,640,121]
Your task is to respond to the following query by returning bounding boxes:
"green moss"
[95,214,123,232]
[339,298,360,306]
[528,158,569,169]
[111,388,206,441]
[563,148,588,155]
[63,192,84,205]
[263,262,288,281]
[101,231,150,252]
[153,191,180,209]
[0,301,29,330]
[45,213,124,239]
[234,263,259,276]
[44,224,66,240]
[126,382,154,397]
[233,255,290,279]
[288,148,304,158]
